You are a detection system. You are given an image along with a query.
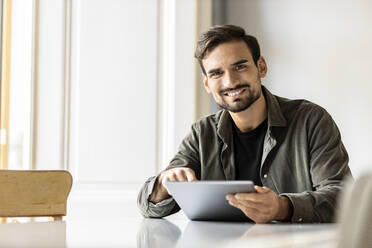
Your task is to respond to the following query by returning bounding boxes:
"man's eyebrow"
[207,68,221,75]
[231,59,249,66]
[207,59,249,75]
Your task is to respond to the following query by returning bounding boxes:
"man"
[137,25,352,223]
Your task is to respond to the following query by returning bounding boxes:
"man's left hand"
[226,186,292,223]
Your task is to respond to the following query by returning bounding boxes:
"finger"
[229,198,262,212]
[229,200,270,223]
[175,169,188,181]
[166,173,177,182]
[161,173,180,195]
[234,193,260,202]
[255,185,271,193]
[184,168,197,181]
[160,177,172,195]
[226,194,234,201]
[162,184,171,195]
[228,200,259,218]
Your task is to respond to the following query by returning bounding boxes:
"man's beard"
[216,84,261,113]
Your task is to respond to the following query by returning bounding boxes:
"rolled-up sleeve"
[137,176,180,218]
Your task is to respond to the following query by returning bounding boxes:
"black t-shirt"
[232,119,268,186]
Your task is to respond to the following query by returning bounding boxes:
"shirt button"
[263,174,268,178]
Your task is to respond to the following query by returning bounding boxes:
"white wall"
[226,0,372,177]
[27,0,202,185]
[68,0,159,183]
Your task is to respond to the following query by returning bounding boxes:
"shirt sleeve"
[137,124,201,218]
[281,106,352,223]
[137,175,180,218]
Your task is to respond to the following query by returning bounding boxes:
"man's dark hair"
[195,25,261,75]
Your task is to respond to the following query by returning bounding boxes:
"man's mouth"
[225,89,244,96]
[223,88,246,97]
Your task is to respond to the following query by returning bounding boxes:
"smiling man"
[137,25,352,223]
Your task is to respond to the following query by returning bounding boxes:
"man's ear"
[203,74,211,94]
[257,56,268,78]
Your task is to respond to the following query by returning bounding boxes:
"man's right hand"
[149,167,197,204]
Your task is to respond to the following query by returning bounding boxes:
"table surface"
[0,185,338,248]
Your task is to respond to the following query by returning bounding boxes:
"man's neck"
[229,93,267,132]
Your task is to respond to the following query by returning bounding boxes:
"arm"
[227,107,352,223]
[282,107,352,223]
[137,124,201,218]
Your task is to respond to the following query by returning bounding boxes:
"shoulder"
[274,95,341,142]
[276,95,331,121]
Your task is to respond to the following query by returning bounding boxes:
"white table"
[0,186,338,248]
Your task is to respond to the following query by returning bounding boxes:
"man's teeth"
[227,90,243,97]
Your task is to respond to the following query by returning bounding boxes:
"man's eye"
[211,71,223,77]
[235,64,247,70]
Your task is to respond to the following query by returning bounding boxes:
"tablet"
[164,181,256,222]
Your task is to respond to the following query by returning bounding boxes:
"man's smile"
[221,84,250,98]
[224,88,245,97]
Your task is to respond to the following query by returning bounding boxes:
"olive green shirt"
[137,86,352,223]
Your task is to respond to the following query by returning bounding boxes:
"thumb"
[254,185,271,193]
[161,178,172,196]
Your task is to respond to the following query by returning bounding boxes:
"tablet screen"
[164,181,255,221]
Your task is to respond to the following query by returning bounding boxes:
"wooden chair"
[0,170,72,222]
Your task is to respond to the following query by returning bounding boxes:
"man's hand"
[226,186,293,223]
[149,167,197,204]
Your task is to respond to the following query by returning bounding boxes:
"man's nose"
[223,70,239,88]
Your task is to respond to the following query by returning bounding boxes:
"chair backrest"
[337,173,372,248]
[0,170,73,220]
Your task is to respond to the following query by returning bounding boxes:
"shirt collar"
[262,86,287,128]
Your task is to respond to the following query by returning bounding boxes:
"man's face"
[202,40,267,113]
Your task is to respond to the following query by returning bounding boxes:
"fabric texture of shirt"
[137,86,352,223]
[233,118,267,185]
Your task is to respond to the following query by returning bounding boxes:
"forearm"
[137,176,180,218]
